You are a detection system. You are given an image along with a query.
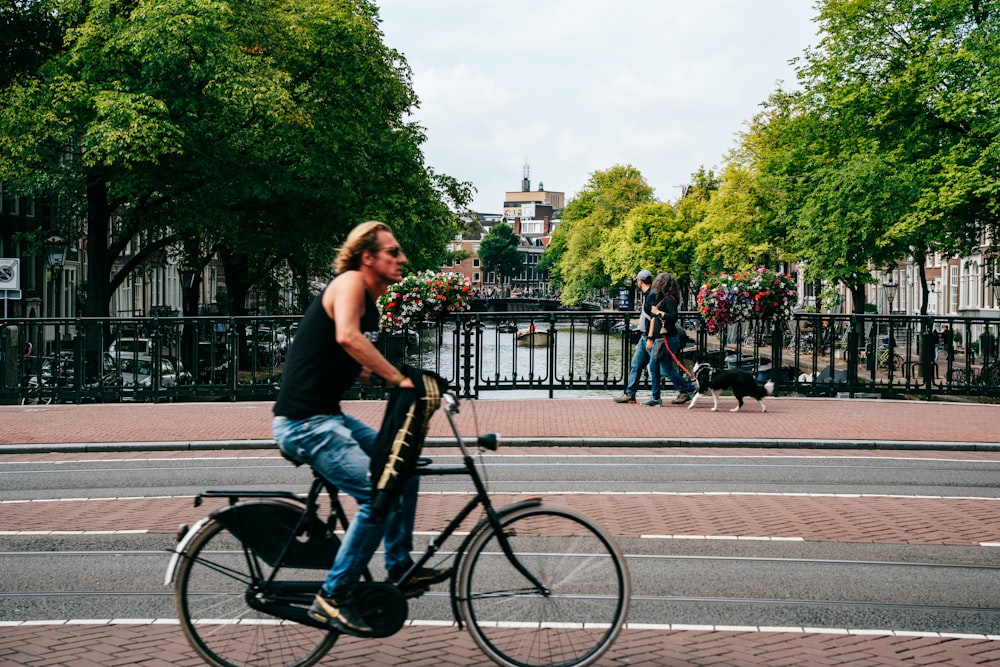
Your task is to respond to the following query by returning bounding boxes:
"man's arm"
[324,272,414,389]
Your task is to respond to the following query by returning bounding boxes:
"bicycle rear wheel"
[456,505,630,667]
[174,511,338,667]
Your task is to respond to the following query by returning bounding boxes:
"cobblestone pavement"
[2,395,999,450]
[2,396,999,665]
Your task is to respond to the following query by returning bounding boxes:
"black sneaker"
[308,593,373,637]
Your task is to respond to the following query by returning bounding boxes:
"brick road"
[1,396,999,665]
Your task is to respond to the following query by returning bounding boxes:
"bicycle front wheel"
[456,505,630,667]
[174,512,338,667]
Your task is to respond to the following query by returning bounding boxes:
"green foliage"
[545,164,655,305]
[477,222,524,280]
[0,0,470,316]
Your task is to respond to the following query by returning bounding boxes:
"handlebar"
[441,391,499,452]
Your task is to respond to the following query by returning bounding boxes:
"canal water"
[397,320,633,397]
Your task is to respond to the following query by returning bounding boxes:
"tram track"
[3,451,998,638]
[3,549,999,634]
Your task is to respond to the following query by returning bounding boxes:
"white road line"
[4,491,999,504]
[0,619,997,641]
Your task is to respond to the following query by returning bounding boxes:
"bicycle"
[165,391,631,667]
[876,345,903,370]
[862,343,902,371]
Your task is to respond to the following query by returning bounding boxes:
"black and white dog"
[687,362,775,413]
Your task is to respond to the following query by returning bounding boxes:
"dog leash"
[661,335,697,380]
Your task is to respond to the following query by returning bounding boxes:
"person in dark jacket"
[614,269,656,403]
[272,221,447,637]
[647,272,697,405]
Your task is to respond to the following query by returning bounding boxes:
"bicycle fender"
[210,499,339,569]
[163,516,210,586]
[447,497,544,627]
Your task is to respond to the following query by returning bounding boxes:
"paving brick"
[2,398,998,665]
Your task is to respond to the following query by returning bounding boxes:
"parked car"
[244,326,289,368]
[197,342,231,384]
[116,355,181,400]
[109,337,154,356]
[164,355,194,385]
[23,352,118,404]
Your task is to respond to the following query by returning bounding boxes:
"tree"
[542,164,655,305]
[0,0,67,88]
[0,0,469,322]
[477,223,524,282]
[604,202,697,303]
[767,0,1000,312]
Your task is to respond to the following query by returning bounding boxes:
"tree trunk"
[84,175,113,319]
[850,283,867,314]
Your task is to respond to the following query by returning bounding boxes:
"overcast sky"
[375,1,822,214]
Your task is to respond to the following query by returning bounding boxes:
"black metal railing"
[2,311,998,404]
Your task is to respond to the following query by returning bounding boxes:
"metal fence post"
[846,316,860,394]
[920,316,934,399]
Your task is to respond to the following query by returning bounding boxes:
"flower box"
[696,268,797,334]
[378,271,472,330]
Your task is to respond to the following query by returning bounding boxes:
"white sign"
[0,258,19,291]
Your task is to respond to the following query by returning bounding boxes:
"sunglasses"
[380,246,403,257]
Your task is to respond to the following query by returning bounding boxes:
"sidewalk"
[2,395,999,666]
[3,394,999,451]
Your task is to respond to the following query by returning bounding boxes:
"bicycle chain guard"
[355,582,408,638]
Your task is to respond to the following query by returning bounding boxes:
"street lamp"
[178,267,198,317]
[883,277,898,368]
[883,277,897,313]
[179,268,198,290]
[44,235,67,272]
[44,235,67,318]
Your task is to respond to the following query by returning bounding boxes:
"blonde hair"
[334,221,391,274]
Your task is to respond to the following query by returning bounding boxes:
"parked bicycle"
[862,343,902,371]
[165,391,631,667]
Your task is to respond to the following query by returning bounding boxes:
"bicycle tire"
[174,506,338,667]
[456,505,630,667]
[979,365,1000,388]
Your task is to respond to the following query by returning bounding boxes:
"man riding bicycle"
[272,221,448,637]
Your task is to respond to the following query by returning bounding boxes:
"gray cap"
[636,270,653,283]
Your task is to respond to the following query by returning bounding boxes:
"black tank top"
[273,282,379,419]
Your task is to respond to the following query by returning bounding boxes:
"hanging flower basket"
[696,268,797,334]
[378,271,472,330]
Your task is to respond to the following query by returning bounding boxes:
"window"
[473,272,480,284]
[949,265,959,313]
[473,258,480,267]
[964,261,980,309]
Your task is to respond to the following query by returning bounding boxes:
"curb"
[4,437,1000,455]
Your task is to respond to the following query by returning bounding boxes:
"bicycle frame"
[403,393,549,625]
[166,392,546,629]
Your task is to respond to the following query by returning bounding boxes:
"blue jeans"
[624,335,651,397]
[272,413,418,598]
[650,335,696,400]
